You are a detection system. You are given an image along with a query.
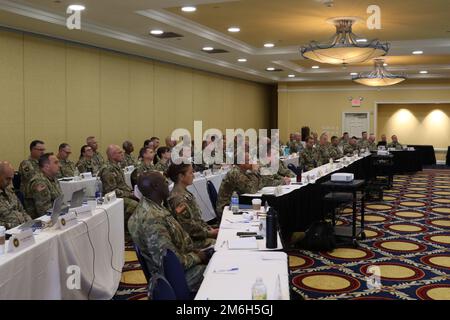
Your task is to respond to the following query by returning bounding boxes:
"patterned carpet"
[290,170,450,300]
[113,169,450,300]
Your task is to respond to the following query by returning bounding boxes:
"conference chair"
[13,172,25,206]
[134,244,152,283]
[162,249,195,300]
[206,180,218,215]
[148,274,176,300]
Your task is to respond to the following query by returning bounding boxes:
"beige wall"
[278,82,450,161]
[0,30,271,168]
[378,104,450,161]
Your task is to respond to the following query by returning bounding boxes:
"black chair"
[134,244,152,283]
[130,169,138,190]
[206,180,218,214]
[13,172,25,206]
[323,192,354,226]
[163,249,194,300]
[148,274,176,300]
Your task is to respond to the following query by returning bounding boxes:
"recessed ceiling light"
[237,58,247,62]
[264,43,275,48]
[350,72,358,76]
[412,50,424,55]
[68,4,85,11]
[312,66,320,69]
[356,38,367,43]
[150,29,164,35]
[383,63,388,66]
[266,67,276,71]
[228,27,240,33]
[288,74,296,78]
[181,6,196,12]
[202,46,214,51]
[419,70,428,74]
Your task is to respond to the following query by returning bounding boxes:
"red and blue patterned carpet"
[113,169,450,300]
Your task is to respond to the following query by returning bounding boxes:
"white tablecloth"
[0,199,124,300]
[59,177,96,203]
[215,207,283,251]
[195,251,290,300]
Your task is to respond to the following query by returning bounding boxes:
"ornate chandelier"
[301,17,389,65]
[352,59,406,86]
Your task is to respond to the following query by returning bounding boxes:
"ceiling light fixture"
[228,27,240,33]
[181,6,196,12]
[352,59,406,87]
[419,70,428,74]
[202,47,214,51]
[312,66,320,69]
[301,17,389,65]
[237,58,247,62]
[68,4,85,11]
[264,43,275,48]
[150,29,164,35]
[412,50,424,55]
[288,74,296,78]
[350,72,358,76]
[266,67,276,71]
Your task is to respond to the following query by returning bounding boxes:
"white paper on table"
[228,237,258,250]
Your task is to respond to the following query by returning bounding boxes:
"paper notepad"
[228,237,258,250]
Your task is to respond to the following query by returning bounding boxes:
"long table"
[0,199,124,300]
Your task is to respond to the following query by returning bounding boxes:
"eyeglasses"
[33,148,46,152]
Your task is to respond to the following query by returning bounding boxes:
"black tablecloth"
[446,147,450,166]
[390,150,423,174]
[407,145,436,166]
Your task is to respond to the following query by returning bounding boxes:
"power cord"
[97,207,123,274]
[79,220,95,300]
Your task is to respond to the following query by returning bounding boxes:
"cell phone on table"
[233,211,244,215]
[236,232,257,237]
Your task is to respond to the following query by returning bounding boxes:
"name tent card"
[58,212,78,230]
[8,229,35,253]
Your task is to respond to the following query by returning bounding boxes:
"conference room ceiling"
[0,0,449,84]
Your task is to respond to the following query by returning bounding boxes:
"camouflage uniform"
[316,143,332,166]
[357,139,371,151]
[92,151,105,170]
[18,157,40,213]
[343,143,358,155]
[131,161,156,186]
[154,160,170,173]
[28,171,63,219]
[329,145,343,160]
[216,167,263,214]
[0,186,32,229]
[128,197,205,292]
[300,147,318,171]
[278,160,295,178]
[387,141,403,150]
[287,141,304,154]
[57,159,76,178]
[121,153,137,168]
[76,158,100,175]
[368,141,378,152]
[98,160,138,223]
[168,185,215,250]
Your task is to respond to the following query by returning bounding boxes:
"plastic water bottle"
[74,167,79,178]
[95,178,103,199]
[252,277,267,300]
[231,191,239,213]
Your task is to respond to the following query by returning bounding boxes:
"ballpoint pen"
[213,267,239,273]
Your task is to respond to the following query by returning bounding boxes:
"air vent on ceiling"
[203,48,229,54]
[151,32,184,39]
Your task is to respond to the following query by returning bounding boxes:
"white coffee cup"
[252,199,262,211]
[87,200,97,213]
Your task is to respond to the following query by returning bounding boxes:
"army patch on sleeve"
[34,183,46,192]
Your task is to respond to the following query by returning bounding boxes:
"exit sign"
[351,98,362,107]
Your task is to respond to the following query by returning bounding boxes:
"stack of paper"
[227,237,258,250]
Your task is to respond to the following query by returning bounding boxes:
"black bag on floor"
[303,221,336,251]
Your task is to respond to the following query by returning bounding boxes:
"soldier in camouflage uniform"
[19,140,46,213]
[387,135,404,150]
[368,134,378,152]
[128,172,209,292]
[76,145,100,175]
[316,133,332,166]
[167,164,218,249]
[357,132,371,151]
[28,154,63,219]
[300,136,319,171]
[86,136,105,170]
[343,137,359,155]
[56,143,76,178]
[329,136,344,160]
[131,147,157,187]
[155,146,171,173]
[0,161,32,229]
[98,145,139,227]
[339,132,350,147]
[121,141,138,168]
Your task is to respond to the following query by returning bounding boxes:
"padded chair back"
[148,274,176,300]
[134,244,152,283]
[163,249,192,300]
[206,180,218,213]
[13,172,21,190]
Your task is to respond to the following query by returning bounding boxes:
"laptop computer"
[64,189,85,212]
[17,194,65,231]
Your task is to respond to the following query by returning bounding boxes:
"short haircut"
[122,141,132,149]
[59,143,69,151]
[39,153,54,168]
[157,146,171,159]
[150,137,159,142]
[143,139,152,147]
[80,145,90,159]
[86,136,95,143]
[362,131,367,135]
[343,132,349,135]
[305,136,314,143]
[139,147,153,159]
[331,136,338,141]
[351,136,358,140]
[30,140,44,151]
